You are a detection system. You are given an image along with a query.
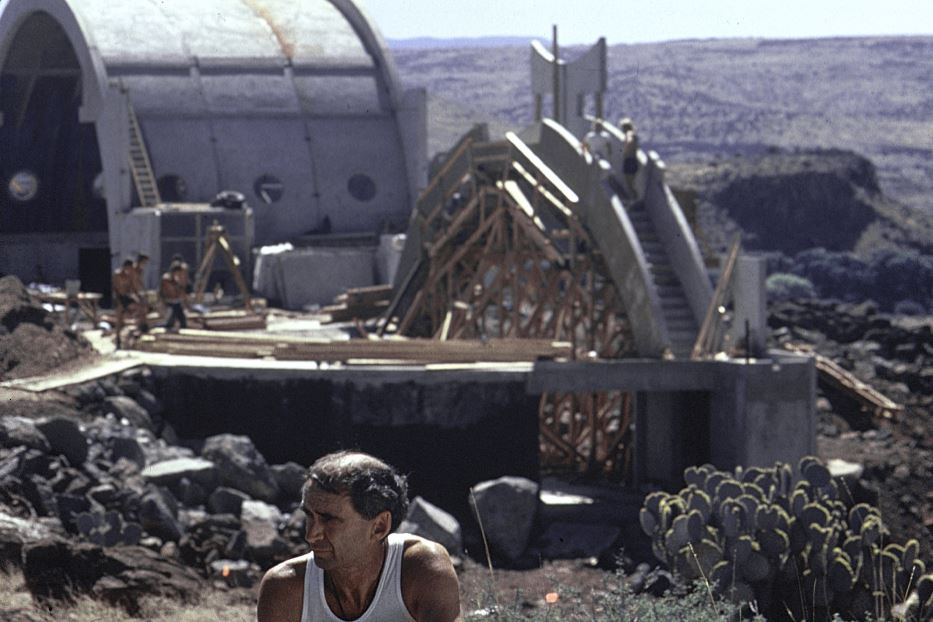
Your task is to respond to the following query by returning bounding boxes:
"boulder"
[177,478,207,507]
[141,457,220,492]
[271,461,307,500]
[139,488,183,542]
[22,475,58,517]
[134,389,164,417]
[398,496,462,555]
[201,434,280,502]
[22,537,201,612]
[469,476,539,562]
[0,417,50,452]
[109,436,146,469]
[208,486,251,516]
[102,396,152,431]
[35,417,87,466]
[98,378,123,397]
[239,500,288,565]
[0,508,61,567]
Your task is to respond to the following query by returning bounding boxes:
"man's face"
[301,484,381,570]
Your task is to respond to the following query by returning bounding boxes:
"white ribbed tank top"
[300,532,416,622]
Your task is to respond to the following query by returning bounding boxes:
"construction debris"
[320,285,392,323]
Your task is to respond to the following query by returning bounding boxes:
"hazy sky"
[363,0,932,44]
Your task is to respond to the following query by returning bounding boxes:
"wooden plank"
[692,235,741,359]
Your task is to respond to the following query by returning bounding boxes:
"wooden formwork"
[390,130,637,475]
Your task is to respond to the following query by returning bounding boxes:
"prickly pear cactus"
[639,456,931,622]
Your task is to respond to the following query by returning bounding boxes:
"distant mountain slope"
[392,36,933,214]
[388,36,543,49]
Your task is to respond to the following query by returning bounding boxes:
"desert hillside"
[392,36,933,215]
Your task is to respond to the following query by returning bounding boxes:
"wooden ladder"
[127,99,161,207]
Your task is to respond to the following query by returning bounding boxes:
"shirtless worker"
[130,253,150,332]
[111,259,136,348]
[160,261,188,330]
[257,451,461,622]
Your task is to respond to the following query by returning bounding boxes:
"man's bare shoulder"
[257,554,310,622]
[401,535,451,566]
[400,535,461,621]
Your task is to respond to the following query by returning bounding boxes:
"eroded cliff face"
[667,149,933,257]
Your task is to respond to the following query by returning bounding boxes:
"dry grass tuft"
[0,568,255,622]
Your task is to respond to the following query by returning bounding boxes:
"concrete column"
[731,255,768,357]
[710,357,816,470]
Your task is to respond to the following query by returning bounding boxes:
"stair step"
[656,285,684,297]
[667,320,698,333]
[665,307,694,318]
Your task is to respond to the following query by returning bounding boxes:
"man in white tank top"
[257,451,461,621]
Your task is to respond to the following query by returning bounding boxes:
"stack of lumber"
[136,329,571,364]
[188,309,267,331]
[320,285,392,323]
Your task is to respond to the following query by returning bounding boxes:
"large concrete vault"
[0,0,426,287]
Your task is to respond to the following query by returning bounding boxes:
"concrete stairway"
[625,200,698,358]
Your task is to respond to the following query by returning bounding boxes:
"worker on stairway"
[619,117,641,199]
[583,119,612,175]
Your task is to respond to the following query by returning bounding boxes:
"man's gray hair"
[304,451,409,532]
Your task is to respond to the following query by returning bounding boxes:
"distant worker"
[160,261,188,331]
[583,119,612,166]
[257,450,461,622]
[130,253,150,332]
[111,259,136,349]
[620,117,640,199]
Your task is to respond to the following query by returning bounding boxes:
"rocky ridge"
[666,149,933,258]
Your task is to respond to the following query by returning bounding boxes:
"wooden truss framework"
[395,134,637,475]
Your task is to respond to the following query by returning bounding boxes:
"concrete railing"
[529,120,669,357]
[641,154,713,325]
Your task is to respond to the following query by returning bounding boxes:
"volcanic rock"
[138,487,183,542]
[238,500,288,565]
[0,417,50,453]
[271,461,307,501]
[201,434,280,502]
[103,396,153,431]
[141,457,220,492]
[208,487,251,517]
[35,417,87,466]
[399,496,462,555]
[469,476,539,562]
[22,536,201,612]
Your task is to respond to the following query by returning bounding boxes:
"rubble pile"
[0,276,95,380]
[769,299,933,553]
[0,368,310,610]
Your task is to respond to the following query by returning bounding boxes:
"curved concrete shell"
[0,0,425,285]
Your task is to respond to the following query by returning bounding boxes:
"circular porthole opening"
[157,174,188,202]
[347,173,376,202]
[254,174,284,204]
[8,170,39,202]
